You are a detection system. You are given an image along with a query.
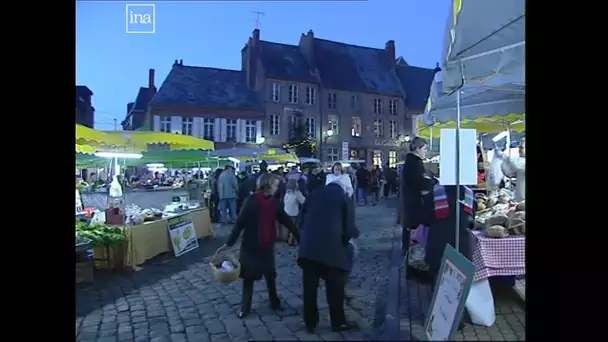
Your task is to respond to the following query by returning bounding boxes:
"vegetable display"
[76,221,126,247]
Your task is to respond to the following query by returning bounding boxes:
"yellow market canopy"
[76,124,130,147]
[416,113,524,139]
[102,131,215,151]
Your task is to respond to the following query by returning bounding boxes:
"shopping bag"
[348,239,359,259]
[407,243,429,271]
[412,225,429,248]
[465,279,496,326]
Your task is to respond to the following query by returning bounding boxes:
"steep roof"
[150,65,263,110]
[132,87,151,111]
[76,85,93,96]
[259,41,319,84]
[395,64,437,111]
[312,38,403,94]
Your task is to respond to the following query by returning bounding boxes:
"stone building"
[132,29,437,165]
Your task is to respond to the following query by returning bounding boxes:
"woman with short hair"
[224,173,300,318]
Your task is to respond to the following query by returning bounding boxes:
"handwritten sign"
[421,244,475,341]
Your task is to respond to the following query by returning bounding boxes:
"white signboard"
[341,141,349,161]
[422,244,474,341]
[167,213,199,257]
[439,128,478,185]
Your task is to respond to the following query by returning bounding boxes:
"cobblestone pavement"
[398,264,526,341]
[76,200,399,342]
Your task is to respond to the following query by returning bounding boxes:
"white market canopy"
[423,0,525,127]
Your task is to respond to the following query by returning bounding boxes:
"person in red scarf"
[224,173,299,319]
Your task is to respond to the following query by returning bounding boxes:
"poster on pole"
[439,128,477,185]
[167,213,199,257]
[420,244,475,341]
[341,141,349,161]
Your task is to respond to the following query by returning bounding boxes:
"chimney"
[252,29,260,47]
[299,30,315,65]
[127,102,134,114]
[148,69,155,89]
[433,62,442,74]
[174,59,179,66]
[246,29,261,88]
[179,59,183,65]
[385,40,396,68]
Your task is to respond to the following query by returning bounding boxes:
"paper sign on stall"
[439,128,478,185]
[420,244,475,341]
[167,213,199,257]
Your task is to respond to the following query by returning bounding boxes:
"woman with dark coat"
[224,173,299,319]
[400,137,436,256]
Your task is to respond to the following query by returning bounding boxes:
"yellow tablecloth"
[98,208,214,268]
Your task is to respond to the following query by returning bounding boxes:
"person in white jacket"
[284,179,306,245]
[495,138,526,202]
[325,162,354,198]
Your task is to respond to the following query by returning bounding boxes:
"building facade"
[133,29,436,165]
[147,60,265,150]
[76,86,95,128]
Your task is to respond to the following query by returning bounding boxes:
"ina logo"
[125,4,155,34]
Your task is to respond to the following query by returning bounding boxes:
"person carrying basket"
[222,173,299,319]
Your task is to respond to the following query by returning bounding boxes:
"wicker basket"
[209,247,241,284]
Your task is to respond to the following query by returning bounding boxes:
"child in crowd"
[283,179,306,245]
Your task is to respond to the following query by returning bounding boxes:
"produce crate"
[76,261,94,283]
[92,242,127,272]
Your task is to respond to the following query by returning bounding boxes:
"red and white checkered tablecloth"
[472,230,525,282]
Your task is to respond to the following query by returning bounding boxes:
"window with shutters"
[374,119,384,138]
[305,118,316,138]
[271,83,280,102]
[389,99,398,115]
[159,116,171,132]
[182,117,193,135]
[328,115,338,134]
[373,98,383,114]
[328,92,337,109]
[389,151,397,168]
[270,115,280,136]
[351,117,361,136]
[245,120,256,142]
[202,118,215,140]
[226,119,237,142]
[327,148,338,162]
[306,86,316,105]
[288,85,299,104]
[389,120,397,138]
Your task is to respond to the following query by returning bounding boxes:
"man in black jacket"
[297,182,359,333]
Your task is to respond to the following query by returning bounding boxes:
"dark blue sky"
[76,0,450,130]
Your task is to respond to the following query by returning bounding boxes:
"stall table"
[465,230,525,326]
[472,230,525,282]
[94,208,213,269]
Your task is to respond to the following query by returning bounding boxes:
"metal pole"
[430,127,434,151]
[454,89,461,253]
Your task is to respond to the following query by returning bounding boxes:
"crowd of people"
[206,160,401,333]
[207,160,401,224]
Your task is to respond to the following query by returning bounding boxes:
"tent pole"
[455,87,461,253]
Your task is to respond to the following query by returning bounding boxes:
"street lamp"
[326,129,333,137]
[404,135,411,142]
[256,136,266,145]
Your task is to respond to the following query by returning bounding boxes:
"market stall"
[419,0,526,329]
[76,129,218,274]
[92,206,214,268]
